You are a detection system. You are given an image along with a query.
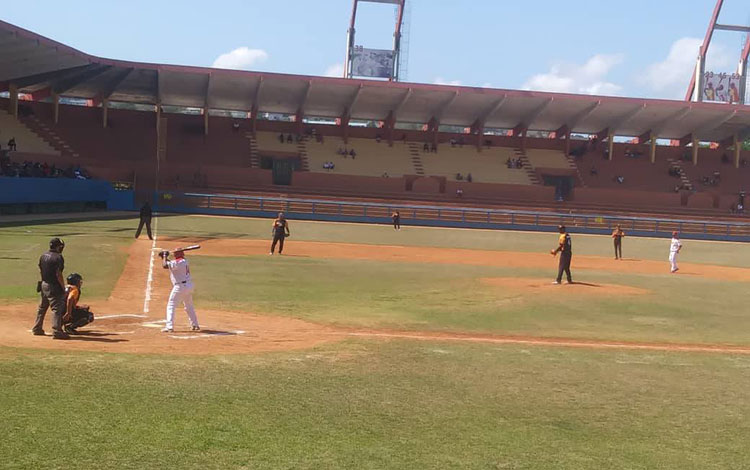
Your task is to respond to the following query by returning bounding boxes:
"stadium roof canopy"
[2,19,750,143]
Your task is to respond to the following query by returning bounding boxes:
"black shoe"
[31,329,45,336]
[52,333,70,340]
[63,325,78,335]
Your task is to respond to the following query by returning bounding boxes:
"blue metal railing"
[153,191,750,242]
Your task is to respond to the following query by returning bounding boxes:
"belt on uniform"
[180,281,187,284]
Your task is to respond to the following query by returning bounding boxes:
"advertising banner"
[351,46,394,78]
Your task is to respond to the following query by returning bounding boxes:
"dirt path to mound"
[163,237,750,282]
[3,238,750,356]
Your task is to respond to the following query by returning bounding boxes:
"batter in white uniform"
[159,248,200,332]
[669,231,682,273]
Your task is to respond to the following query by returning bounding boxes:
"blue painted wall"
[0,177,134,210]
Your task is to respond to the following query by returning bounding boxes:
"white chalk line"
[96,314,148,320]
[142,216,158,314]
[168,330,245,340]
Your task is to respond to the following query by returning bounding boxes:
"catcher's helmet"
[49,237,65,250]
[66,272,83,286]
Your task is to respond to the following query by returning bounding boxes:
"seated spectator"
[674,185,681,193]
[466,173,472,183]
[430,143,437,153]
[278,133,285,143]
[232,122,240,132]
[423,143,429,152]
[286,134,293,143]
[590,166,598,176]
[8,137,17,151]
[484,139,492,147]
[375,134,382,143]
[382,172,389,178]
[456,187,464,197]
[741,158,748,167]
[603,148,610,159]
[738,202,745,214]
[456,173,463,181]
[349,149,356,159]
[615,175,625,184]
[450,138,457,147]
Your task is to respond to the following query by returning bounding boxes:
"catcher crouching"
[62,273,94,335]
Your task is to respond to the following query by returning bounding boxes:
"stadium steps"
[407,142,425,175]
[3,114,68,157]
[514,148,540,184]
[667,158,693,190]
[246,132,260,168]
[297,136,310,171]
[565,153,587,188]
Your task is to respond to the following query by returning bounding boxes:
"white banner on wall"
[702,72,742,104]
[351,46,394,79]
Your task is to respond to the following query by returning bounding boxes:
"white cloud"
[434,77,462,86]
[212,47,268,70]
[324,63,345,77]
[522,53,624,96]
[639,37,733,98]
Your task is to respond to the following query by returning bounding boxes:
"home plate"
[141,320,167,328]
[169,330,246,339]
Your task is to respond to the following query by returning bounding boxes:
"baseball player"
[135,201,153,240]
[550,225,573,284]
[392,210,401,230]
[669,231,682,273]
[62,273,94,335]
[32,237,68,339]
[270,212,291,255]
[159,248,200,332]
[612,225,625,260]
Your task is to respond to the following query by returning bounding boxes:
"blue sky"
[3,0,749,100]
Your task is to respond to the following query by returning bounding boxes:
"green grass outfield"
[1,214,750,469]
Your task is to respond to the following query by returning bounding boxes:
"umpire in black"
[135,201,153,240]
[32,237,68,339]
[551,225,573,284]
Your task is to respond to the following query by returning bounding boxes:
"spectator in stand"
[8,137,17,151]
[430,143,438,153]
[423,143,429,152]
[278,133,285,143]
[458,137,464,147]
[375,134,382,143]
[232,122,240,132]
[456,187,463,197]
[382,172,389,178]
[603,148,609,159]
[286,134,293,143]
[450,138,457,147]
[466,173,473,183]
[349,149,356,159]
[590,166,598,176]
[456,173,463,181]
[615,175,625,184]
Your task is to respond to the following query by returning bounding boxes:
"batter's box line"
[168,330,246,340]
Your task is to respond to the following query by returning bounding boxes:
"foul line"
[343,332,750,355]
[142,217,158,314]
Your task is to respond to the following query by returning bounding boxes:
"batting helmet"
[66,273,83,286]
[49,238,65,250]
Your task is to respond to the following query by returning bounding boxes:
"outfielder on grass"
[159,247,200,333]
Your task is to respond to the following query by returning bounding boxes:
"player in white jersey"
[669,231,682,273]
[158,248,200,332]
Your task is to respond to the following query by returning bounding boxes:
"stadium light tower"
[686,0,750,104]
[344,0,406,81]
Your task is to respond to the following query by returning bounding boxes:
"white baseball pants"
[165,283,199,329]
[669,252,679,272]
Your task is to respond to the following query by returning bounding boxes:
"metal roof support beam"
[649,137,657,164]
[8,64,93,89]
[343,84,363,117]
[734,134,741,168]
[52,92,59,125]
[554,125,569,139]
[252,77,264,109]
[434,91,458,121]
[392,87,412,120]
[692,136,700,166]
[679,133,694,147]
[516,97,553,130]
[566,100,600,131]
[52,65,111,95]
[384,110,395,146]
[156,68,163,111]
[250,102,259,136]
[8,83,18,119]
[341,113,351,145]
[609,103,646,133]
[638,130,652,144]
[651,106,692,137]
[102,99,109,128]
[204,73,212,136]
[686,0,724,101]
[693,110,736,140]
[92,67,133,106]
[474,94,507,127]
[607,130,614,161]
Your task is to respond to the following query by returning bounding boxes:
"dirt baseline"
[2,237,749,356]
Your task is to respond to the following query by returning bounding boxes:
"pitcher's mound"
[480,277,650,296]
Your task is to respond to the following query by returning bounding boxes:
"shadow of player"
[567,281,601,287]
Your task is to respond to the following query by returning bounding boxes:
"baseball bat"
[174,244,201,252]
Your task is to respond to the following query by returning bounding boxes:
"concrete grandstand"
[2,18,750,217]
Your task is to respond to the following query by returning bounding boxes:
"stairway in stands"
[296,135,310,171]
[407,142,425,175]
[565,153,587,188]
[667,158,693,190]
[17,115,79,158]
[514,148,540,184]
[245,132,260,168]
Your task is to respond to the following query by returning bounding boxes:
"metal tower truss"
[344,0,406,81]
[686,0,750,104]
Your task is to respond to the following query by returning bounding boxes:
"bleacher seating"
[255,132,301,154]
[0,112,59,155]
[419,145,532,184]
[166,114,249,166]
[306,136,416,177]
[524,149,573,169]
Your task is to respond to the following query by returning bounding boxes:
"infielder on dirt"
[669,231,682,273]
[551,225,573,284]
[159,247,200,332]
[270,212,290,255]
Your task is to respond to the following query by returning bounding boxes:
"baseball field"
[1,214,750,469]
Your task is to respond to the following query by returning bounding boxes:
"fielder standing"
[270,212,290,255]
[392,210,401,230]
[551,225,573,284]
[669,231,682,273]
[612,225,625,260]
[159,248,200,332]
